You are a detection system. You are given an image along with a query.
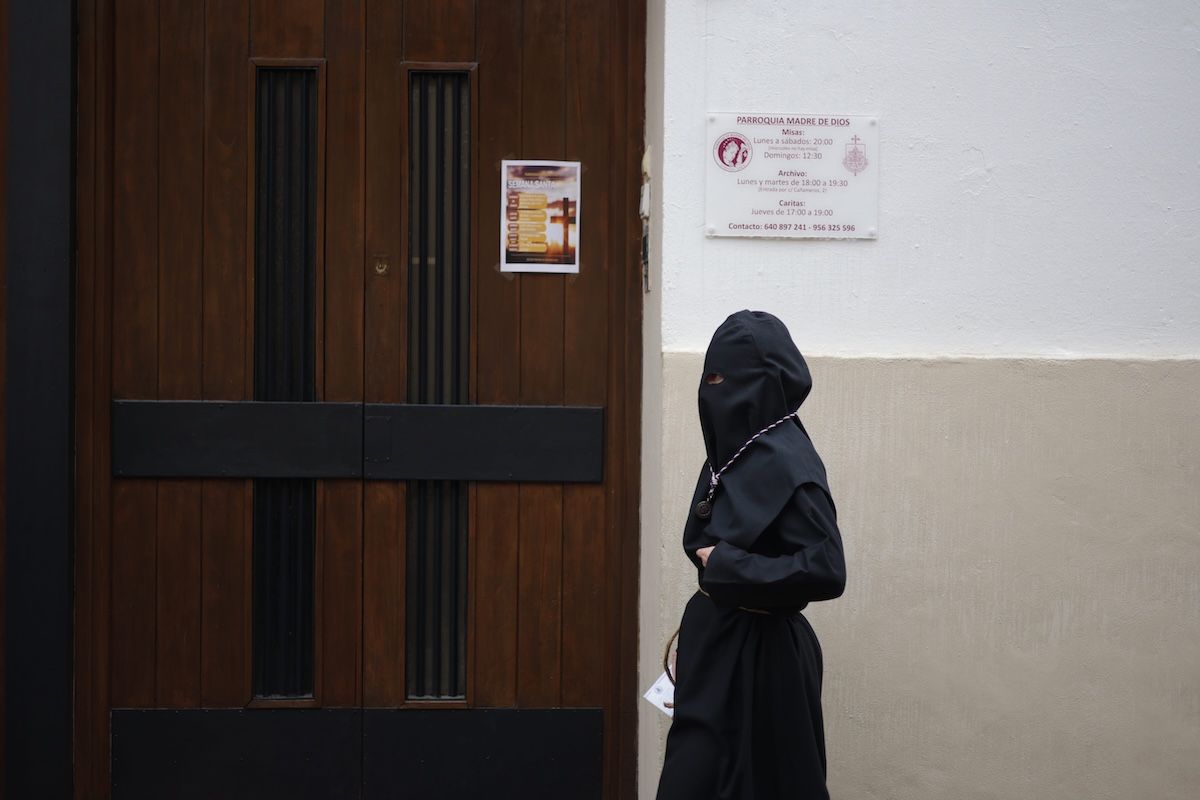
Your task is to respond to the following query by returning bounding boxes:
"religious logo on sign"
[712,133,752,172]
[842,135,868,176]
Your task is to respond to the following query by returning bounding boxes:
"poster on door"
[500,160,581,273]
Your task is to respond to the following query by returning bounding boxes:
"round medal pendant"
[694,500,712,520]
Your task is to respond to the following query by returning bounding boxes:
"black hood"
[698,310,813,469]
[683,310,830,555]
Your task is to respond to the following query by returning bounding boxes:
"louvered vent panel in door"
[406,72,471,700]
[252,67,318,698]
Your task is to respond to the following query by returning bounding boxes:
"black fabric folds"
[658,309,845,800]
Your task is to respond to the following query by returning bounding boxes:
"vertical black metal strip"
[252,67,318,698]
[455,77,471,693]
[4,1,74,796]
[455,75,471,696]
[426,75,438,407]
[406,75,419,696]
[438,76,454,695]
[405,71,471,699]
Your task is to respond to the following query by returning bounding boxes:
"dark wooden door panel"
[109,0,159,713]
[156,0,206,711]
[77,1,644,797]
[516,0,568,711]
[320,0,367,711]
[251,0,324,59]
[562,0,615,711]
[200,0,255,715]
[472,0,525,711]
[362,0,407,710]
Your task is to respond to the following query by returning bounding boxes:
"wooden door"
[74,2,645,798]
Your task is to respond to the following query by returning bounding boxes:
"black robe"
[656,310,847,800]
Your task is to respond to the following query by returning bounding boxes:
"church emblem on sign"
[713,132,752,172]
[842,135,868,175]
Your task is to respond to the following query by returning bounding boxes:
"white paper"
[705,112,879,239]
[643,670,676,718]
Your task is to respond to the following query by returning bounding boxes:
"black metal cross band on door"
[111,401,604,482]
[113,399,602,701]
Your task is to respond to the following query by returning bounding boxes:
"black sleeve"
[698,482,846,608]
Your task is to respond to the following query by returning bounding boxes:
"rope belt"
[696,585,771,615]
[663,588,796,686]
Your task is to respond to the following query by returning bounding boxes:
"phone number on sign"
[759,223,856,233]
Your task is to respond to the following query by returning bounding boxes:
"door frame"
[2,0,76,797]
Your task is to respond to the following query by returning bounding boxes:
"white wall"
[641,3,1200,798]
[657,0,1200,357]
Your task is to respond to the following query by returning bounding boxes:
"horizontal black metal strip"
[111,401,604,482]
[111,400,363,478]
[363,708,603,799]
[111,709,361,800]
[364,403,603,482]
[110,708,601,800]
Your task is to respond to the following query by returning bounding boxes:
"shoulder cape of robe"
[682,415,834,565]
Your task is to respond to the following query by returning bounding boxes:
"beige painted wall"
[639,354,1200,799]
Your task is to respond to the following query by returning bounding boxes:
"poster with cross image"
[500,160,581,273]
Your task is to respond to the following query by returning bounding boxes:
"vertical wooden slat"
[561,0,610,709]
[88,0,117,790]
[110,0,159,709]
[517,0,567,709]
[155,0,205,709]
[605,2,634,793]
[251,0,324,58]
[403,0,475,62]
[363,0,406,708]
[200,0,253,709]
[321,0,365,706]
[473,0,521,709]
[614,3,647,796]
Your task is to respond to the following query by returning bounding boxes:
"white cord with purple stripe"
[694,409,799,519]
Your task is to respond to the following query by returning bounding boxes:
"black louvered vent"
[252,67,318,698]
[406,71,471,700]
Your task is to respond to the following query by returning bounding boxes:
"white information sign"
[705,112,878,239]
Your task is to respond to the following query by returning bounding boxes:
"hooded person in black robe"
[655,310,847,800]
